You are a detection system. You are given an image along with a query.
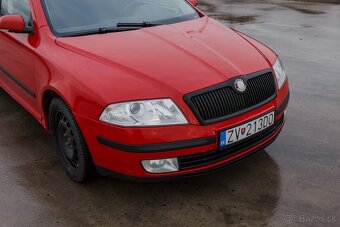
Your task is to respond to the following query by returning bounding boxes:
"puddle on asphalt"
[199,1,258,24]
[209,14,257,25]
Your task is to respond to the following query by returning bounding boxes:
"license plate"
[219,112,275,148]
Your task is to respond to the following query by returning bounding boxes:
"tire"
[49,98,94,182]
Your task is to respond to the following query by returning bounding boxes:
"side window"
[0,0,31,26]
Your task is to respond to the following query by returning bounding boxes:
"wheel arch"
[41,87,73,130]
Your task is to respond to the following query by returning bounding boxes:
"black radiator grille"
[185,70,277,125]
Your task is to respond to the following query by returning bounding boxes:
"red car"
[0,0,289,182]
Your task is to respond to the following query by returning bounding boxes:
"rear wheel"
[49,98,93,182]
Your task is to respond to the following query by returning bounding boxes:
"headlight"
[273,58,287,89]
[99,99,188,126]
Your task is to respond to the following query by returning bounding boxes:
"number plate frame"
[219,111,275,148]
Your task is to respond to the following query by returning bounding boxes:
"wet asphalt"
[0,0,339,226]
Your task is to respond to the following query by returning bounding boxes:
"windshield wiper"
[116,22,163,28]
[62,22,162,37]
[63,26,139,37]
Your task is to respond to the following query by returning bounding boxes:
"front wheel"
[49,98,94,182]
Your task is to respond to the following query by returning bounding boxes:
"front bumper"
[97,113,285,182]
[75,88,289,180]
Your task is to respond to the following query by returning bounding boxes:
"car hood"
[56,17,271,96]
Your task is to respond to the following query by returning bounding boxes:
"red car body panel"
[0,0,289,179]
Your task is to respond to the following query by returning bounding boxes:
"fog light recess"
[141,158,179,173]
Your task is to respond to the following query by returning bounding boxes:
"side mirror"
[188,0,198,6]
[0,15,31,33]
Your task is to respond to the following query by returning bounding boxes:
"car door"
[0,0,39,117]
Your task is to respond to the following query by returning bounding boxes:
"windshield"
[41,0,200,37]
